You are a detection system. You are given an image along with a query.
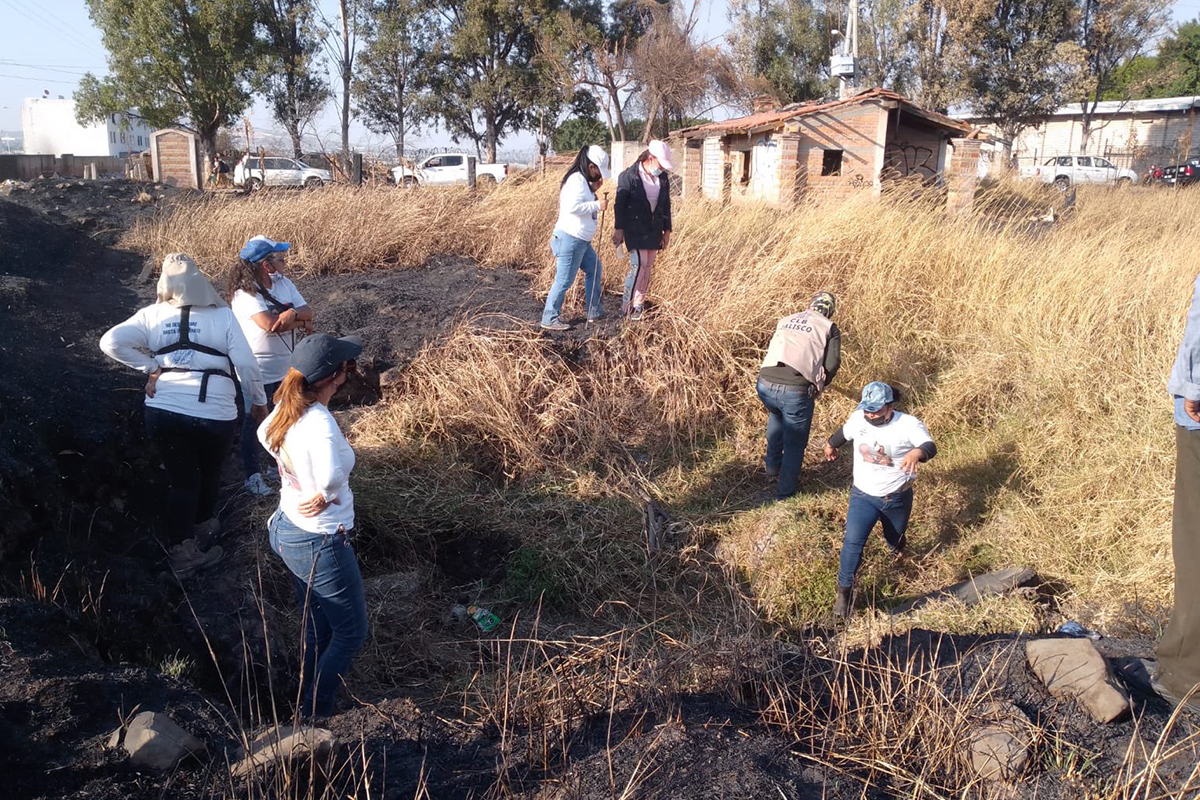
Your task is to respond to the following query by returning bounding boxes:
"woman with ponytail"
[229,235,314,496]
[258,332,367,719]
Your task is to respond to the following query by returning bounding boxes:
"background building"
[21,97,152,157]
[955,96,1200,175]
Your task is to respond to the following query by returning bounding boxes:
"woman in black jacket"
[612,140,674,320]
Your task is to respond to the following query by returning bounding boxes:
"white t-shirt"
[839,410,934,497]
[231,275,308,385]
[99,303,266,422]
[553,171,602,242]
[258,403,355,534]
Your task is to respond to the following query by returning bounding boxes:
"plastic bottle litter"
[452,604,501,633]
[1057,621,1102,640]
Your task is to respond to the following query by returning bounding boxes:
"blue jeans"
[755,378,815,499]
[838,486,913,588]
[268,509,368,717]
[241,380,281,478]
[542,231,602,325]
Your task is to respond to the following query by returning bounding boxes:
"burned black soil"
[1,182,1197,800]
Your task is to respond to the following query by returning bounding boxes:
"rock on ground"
[1027,638,1131,723]
[232,725,337,779]
[109,710,206,770]
[964,700,1031,782]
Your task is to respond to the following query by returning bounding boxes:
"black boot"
[833,585,853,620]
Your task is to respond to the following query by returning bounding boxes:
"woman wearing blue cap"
[822,381,937,620]
[228,235,314,496]
[259,332,367,718]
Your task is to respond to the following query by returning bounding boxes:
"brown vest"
[760,311,833,392]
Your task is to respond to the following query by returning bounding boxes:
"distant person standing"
[259,333,368,719]
[1156,269,1200,709]
[757,292,840,500]
[100,254,267,552]
[613,140,673,321]
[540,145,612,331]
[228,235,314,496]
[822,382,936,620]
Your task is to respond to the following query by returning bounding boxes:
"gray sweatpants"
[1158,425,1200,700]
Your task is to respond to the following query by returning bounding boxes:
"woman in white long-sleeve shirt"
[258,332,367,718]
[540,145,611,331]
[99,254,267,547]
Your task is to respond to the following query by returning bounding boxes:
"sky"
[1,0,1197,158]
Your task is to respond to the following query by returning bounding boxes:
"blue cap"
[292,334,363,383]
[857,381,895,412]
[239,235,290,263]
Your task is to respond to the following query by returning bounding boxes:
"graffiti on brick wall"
[884,142,937,180]
[849,173,869,189]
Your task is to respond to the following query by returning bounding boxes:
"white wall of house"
[21,98,153,157]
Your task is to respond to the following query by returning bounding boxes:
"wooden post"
[721,162,732,207]
[60,153,74,178]
[352,153,363,185]
[467,156,477,191]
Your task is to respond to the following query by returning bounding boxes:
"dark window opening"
[822,149,843,176]
[740,151,751,185]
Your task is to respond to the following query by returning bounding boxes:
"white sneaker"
[244,473,274,496]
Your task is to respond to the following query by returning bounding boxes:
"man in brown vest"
[756,292,840,500]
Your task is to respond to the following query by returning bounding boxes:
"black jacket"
[614,163,672,251]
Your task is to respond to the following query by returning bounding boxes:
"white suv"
[1021,155,1139,188]
[234,156,334,190]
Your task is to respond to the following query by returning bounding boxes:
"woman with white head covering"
[100,254,267,552]
[613,139,674,321]
[540,145,611,331]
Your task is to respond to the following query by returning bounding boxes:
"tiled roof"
[675,88,970,138]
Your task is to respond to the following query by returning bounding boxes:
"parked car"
[389,153,509,187]
[234,155,333,190]
[1154,157,1200,188]
[1020,155,1138,188]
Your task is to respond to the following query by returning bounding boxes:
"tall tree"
[257,0,330,158]
[955,0,1086,143]
[76,0,258,162]
[726,0,829,105]
[429,0,561,162]
[355,0,433,160]
[908,0,958,111]
[632,1,734,140]
[1076,0,1169,148]
[319,0,365,169]
[540,6,636,141]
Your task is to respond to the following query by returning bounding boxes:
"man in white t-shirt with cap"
[823,381,937,620]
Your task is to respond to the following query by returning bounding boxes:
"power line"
[4,0,108,56]
[0,72,80,85]
[0,0,106,58]
[0,61,99,76]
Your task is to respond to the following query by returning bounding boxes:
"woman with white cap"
[540,145,611,331]
[227,235,314,496]
[100,254,268,551]
[613,139,673,321]
[822,381,937,620]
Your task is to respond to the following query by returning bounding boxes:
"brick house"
[674,89,975,208]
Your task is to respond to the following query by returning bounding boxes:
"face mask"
[649,165,663,177]
[866,411,891,426]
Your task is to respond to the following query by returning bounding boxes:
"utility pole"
[830,0,859,99]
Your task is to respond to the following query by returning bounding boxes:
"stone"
[378,366,405,392]
[962,700,1031,781]
[112,711,206,770]
[891,566,1037,615]
[969,726,1029,781]
[231,726,337,779]
[1027,638,1131,723]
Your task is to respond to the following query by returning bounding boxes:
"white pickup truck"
[389,153,509,186]
[1021,155,1139,188]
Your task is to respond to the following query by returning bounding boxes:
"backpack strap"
[153,305,239,403]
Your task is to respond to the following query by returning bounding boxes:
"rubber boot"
[833,585,853,621]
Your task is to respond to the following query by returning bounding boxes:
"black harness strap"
[154,305,238,402]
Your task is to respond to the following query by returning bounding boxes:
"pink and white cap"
[648,139,674,171]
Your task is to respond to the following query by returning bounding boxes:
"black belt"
[158,367,233,402]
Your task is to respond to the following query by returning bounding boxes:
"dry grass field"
[124,174,1200,797]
